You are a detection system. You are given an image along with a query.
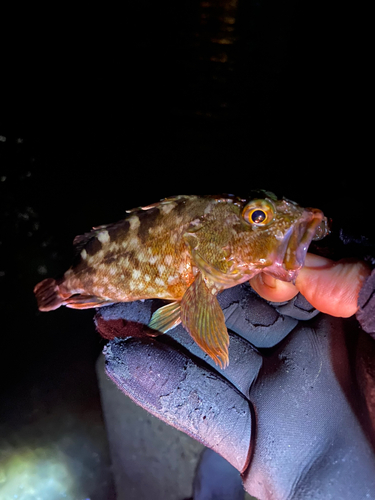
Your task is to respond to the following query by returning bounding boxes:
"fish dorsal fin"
[73,231,96,252]
[180,273,229,368]
[126,195,193,213]
[148,301,182,333]
[73,220,129,253]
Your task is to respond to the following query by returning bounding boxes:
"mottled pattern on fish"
[64,196,204,302]
[34,193,328,367]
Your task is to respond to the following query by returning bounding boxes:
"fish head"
[183,193,329,286]
[236,194,330,282]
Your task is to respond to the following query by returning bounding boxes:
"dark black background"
[0,1,372,498]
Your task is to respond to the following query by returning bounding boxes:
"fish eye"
[242,199,275,226]
[250,209,267,224]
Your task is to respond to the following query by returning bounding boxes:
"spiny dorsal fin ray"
[180,273,229,368]
[126,195,193,213]
[148,301,182,333]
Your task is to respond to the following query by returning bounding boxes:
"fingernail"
[304,253,334,269]
[261,273,277,288]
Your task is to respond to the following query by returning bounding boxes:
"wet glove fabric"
[97,284,375,499]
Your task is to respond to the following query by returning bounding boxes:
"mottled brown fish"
[34,193,328,367]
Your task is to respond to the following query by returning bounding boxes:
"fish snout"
[312,213,330,241]
[283,208,328,275]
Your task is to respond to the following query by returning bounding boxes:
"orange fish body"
[34,193,328,367]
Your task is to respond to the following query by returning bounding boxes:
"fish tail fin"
[34,278,67,311]
[34,278,113,311]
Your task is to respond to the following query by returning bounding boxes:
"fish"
[34,193,329,368]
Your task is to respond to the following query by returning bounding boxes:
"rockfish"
[34,193,328,367]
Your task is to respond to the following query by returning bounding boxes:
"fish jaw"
[259,208,327,282]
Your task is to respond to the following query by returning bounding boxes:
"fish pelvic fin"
[33,278,67,311]
[180,273,229,369]
[148,301,182,333]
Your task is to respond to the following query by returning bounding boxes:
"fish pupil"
[251,210,266,224]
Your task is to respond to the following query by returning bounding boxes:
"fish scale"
[34,193,329,367]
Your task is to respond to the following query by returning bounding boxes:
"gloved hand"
[97,256,375,500]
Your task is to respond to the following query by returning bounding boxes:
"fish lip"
[264,208,327,282]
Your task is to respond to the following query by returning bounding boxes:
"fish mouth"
[265,208,329,282]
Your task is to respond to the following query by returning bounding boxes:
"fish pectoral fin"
[148,301,182,333]
[180,274,229,368]
[191,249,243,285]
[65,295,113,309]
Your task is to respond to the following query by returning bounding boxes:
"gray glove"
[97,283,375,499]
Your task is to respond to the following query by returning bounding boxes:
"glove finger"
[167,324,262,399]
[95,284,298,350]
[218,284,298,348]
[104,336,253,473]
[94,301,157,340]
[96,301,264,400]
